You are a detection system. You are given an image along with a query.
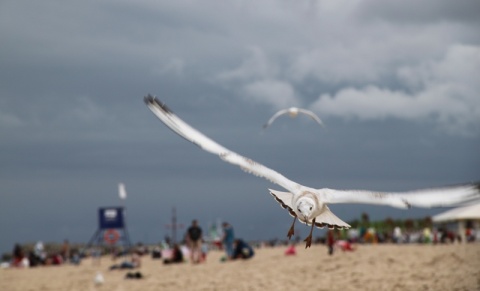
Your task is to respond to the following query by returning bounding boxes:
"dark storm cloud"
[355,0,480,24]
[0,0,479,254]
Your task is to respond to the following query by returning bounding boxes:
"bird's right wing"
[144,95,301,193]
[320,183,480,209]
[269,189,296,218]
[297,108,325,127]
[263,109,289,129]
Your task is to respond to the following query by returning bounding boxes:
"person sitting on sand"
[34,241,46,265]
[70,249,81,265]
[163,244,184,265]
[51,253,64,265]
[335,240,357,252]
[151,246,162,259]
[232,239,254,260]
[11,243,28,268]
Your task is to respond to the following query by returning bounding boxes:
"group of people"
[9,240,81,268]
[7,220,255,269]
[221,222,254,260]
[184,219,254,263]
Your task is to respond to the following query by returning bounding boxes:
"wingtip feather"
[144,94,173,113]
[144,94,158,106]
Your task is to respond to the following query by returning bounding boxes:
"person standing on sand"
[327,230,335,255]
[186,219,203,264]
[222,222,235,260]
[61,239,70,262]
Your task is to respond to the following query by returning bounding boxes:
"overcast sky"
[1,0,479,255]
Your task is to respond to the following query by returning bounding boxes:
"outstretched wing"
[297,108,325,127]
[269,189,296,218]
[320,183,480,209]
[144,95,301,193]
[263,109,290,129]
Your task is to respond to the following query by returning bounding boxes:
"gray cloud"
[355,0,480,24]
[310,44,480,135]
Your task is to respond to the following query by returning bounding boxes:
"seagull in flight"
[144,95,480,248]
[263,107,325,130]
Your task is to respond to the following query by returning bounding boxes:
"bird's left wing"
[144,95,301,193]
[319,182,480,209]
[263,108,289,129]
[297,109,325,127]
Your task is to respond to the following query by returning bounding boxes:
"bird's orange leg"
[304,218,316,248]
[287,216,296,240]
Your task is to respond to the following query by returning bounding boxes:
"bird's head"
[295,197,317,222]
[288,107,299,118]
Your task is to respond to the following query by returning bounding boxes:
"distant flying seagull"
[263,107,325,130]
[144,95,480,248]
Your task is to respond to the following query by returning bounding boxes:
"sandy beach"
[1,243,479,291]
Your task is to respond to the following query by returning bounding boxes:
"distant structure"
[165,207,184,245]
[86,206,132,249]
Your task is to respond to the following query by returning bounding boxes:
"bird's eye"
[309,206,312,210]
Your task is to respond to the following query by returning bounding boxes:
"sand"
[1,243,479,291]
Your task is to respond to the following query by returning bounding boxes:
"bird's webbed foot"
[303,218,316,248]
[287,216,296,240]
[303,234,313,248]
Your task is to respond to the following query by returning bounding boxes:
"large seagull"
[144,95,480,248]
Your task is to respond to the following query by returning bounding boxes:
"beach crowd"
[2,218,478,270]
